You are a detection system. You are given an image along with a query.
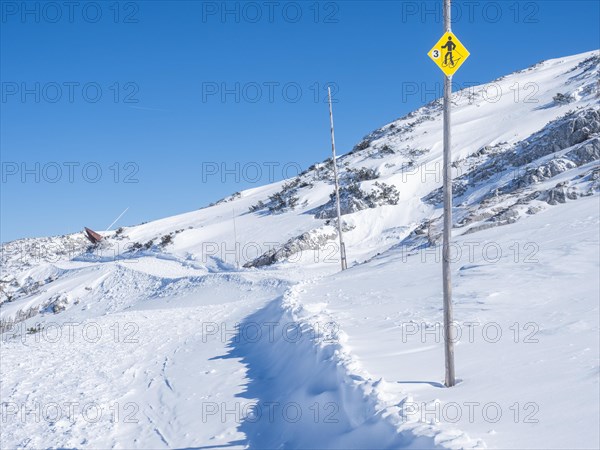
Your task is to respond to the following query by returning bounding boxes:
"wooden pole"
[328,86,348,271]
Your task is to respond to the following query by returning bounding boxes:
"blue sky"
[1,0,598,242]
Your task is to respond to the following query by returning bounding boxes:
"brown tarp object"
[84,227,103,244]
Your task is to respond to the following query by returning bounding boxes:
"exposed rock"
[312,182,400,219]
[244,227,338,268]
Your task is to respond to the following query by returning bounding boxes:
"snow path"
[222,287,481,449]
[234,294,466,449]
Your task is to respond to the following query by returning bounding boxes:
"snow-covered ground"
[1,50,598,449]
[1,269,291,449]
[288,196,599,449]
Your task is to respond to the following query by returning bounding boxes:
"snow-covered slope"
[1,50,598,449]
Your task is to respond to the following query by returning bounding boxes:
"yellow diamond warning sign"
[428,31,470,76]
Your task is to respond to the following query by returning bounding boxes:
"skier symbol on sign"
[428,31,470,76]
[442,36,456,67]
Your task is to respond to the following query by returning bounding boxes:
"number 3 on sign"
[432,49,440,59]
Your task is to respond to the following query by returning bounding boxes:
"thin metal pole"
[232,206,239,269]
[443,0,456,388]
[328,86,347,271]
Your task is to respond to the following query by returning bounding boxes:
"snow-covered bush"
[313,181,400,219]
[351,139,370,153]
[379,144,395,155]
[346,167,379,182]
[248,200,265,213]
[160,234,174,247]
[268,191,300,213]
[553,92,575,105]
[44,293,70,314]
[251,177,312,214]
